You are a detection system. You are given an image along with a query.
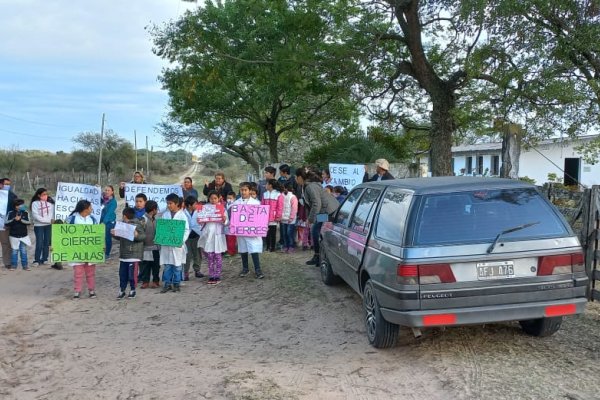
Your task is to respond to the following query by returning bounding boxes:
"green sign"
[51,224,105,263]
[154,218,186,247]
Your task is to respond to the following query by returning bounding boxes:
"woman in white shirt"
[30,188,55,267]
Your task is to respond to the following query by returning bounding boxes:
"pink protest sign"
[196,204,225,223]
[229,204,269,237]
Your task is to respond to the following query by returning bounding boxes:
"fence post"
[586,186,600,301]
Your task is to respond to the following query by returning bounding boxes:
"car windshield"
[412,188,569,246]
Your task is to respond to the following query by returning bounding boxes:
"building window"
[466,156,473,174]
[477,156,484,175]
[491,155,500,176]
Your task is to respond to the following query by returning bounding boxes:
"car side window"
[375,189,412,243]
[349,189,381,234]
[334,188,363,226]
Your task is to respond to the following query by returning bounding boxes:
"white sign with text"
[55,182,102,222]
[329,163,363,190]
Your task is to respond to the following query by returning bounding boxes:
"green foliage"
[304,135,406,167]
[150,0,360,164]
[518,176,536,184]
[72,130,135,179]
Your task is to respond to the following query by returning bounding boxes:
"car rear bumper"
[380,297,587,327]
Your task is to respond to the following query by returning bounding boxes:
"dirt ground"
[0,248,599,400]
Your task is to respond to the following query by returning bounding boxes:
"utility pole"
[134,130,138,171]
[97,113,105,185]
[146,136,149,178]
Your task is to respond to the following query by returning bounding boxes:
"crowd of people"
[0,160,398,300]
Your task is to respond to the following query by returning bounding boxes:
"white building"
[449,135,600,187]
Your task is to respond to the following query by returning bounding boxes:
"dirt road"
[0,250,599,399]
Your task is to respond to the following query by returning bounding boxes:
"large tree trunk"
[394,0,456,177]
[429,92,455,176]
[499,123,522,179]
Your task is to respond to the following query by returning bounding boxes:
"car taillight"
[537,252,584,275]
[397,263,456,284]
[397,264,418,284]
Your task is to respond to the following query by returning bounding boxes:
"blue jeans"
[11,240,28,268]
[282,223,297,249]
[34,225,51,263]
[119,261,139,291]
[162,264,182,287]
[104,221,115,258]
[311,221,324,255]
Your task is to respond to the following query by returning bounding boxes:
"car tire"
[519,316,563,337]
[320,247,340,286]
[363,280,399,348]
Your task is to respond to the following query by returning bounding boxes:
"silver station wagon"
[320,177,588,348]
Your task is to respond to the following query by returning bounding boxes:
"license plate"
[476,261,515,280]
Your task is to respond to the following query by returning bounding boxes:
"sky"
[0,0,198,154]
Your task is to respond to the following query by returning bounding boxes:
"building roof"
[452,134,598,154]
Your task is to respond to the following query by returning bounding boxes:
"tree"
[151,0,359,164]
[73,131,134,181]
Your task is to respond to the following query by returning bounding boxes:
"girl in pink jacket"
[261,179,283,252]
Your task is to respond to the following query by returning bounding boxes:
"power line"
[0,127,72,140]
[0,111,78,128]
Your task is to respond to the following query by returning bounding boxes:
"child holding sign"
[67,200,98,299]
[197,191,228,284]
[112,207,146,299]
[159,193,190,293]
[234,182,264,279]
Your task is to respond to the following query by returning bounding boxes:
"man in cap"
[363,159,395,182]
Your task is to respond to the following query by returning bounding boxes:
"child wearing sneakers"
[234,182,264,279]
[261,179,283,252]
[160,193,190,293]
[112,207,145,299]
[5,199,32,270]
[197,191,228,284]
[139,200,161,288]
[281,182,298,253]
[67,200,98,299]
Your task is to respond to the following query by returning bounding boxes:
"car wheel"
[363,279,399,348]
[519,317,563,337]
[320,247,339,286]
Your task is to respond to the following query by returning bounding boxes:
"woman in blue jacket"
[100,185,117,259]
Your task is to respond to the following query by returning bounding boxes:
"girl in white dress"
[197,191,228,284]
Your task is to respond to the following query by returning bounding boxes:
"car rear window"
[412,188,569,246]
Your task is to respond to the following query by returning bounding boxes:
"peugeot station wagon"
[320,177,588,348]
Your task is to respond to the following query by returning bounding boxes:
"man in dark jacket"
[363,159,395,182]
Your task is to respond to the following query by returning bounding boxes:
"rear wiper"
[487,221,540,254]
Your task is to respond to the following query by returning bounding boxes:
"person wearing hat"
[363,159,395,182]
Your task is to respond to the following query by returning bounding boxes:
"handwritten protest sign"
[124,184,183,211]
[154,219,186,247]
[51,224,105,263]
[228,204,269,237]
[114,221,135,241]
[195,203,225,223]
[55,182,102,222]
[329,164,363,190]
[0,189,7,230]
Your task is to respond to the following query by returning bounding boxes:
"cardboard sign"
[329,163,363,190]
[55,182,102,222]
[0,189,7,230]
[195,203,225,223]
[124,184,183,211]
[51,224,105,263]
[114,221,135,241]
[154,218,186,247]
[228,204,269,237]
